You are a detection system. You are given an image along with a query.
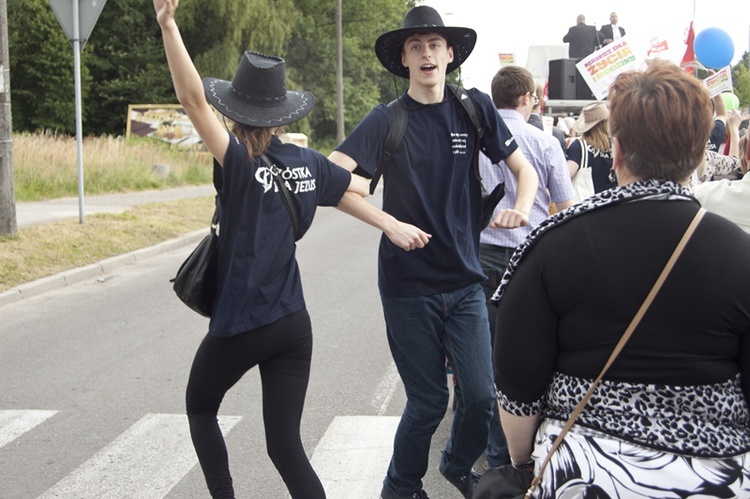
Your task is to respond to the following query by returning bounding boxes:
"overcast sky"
[418,0,749,95]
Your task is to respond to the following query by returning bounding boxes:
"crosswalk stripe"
[0,410,58,448]
[372,361,400,416]
[38,413,241,499]
[308,415,399,499]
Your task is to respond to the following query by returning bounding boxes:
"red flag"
[681,21,696,74]
[647,38,669,56]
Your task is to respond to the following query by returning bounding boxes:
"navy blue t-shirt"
[335,87,518,297]
[210,134,351,337]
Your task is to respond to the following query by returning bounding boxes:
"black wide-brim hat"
[374,5,477,79]
[203,51,315,128]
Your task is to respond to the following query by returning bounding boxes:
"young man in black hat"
[331,5,538,499]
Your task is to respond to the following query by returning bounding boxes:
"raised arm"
[154,0,229,164]
[727,111,750,159]
[490,149,538,229]
[712,93,728,125]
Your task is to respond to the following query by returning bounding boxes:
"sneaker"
[380,486,429,499]
[440,468,480,499]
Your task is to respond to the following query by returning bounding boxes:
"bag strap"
[369,85,484,194]
[524,208,706,498]
[447,84,484,182]
[369,98,407,195]
[209,195,220,236]
[260,154,300,240]
[579,138,588,170]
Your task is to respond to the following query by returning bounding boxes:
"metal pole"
[0,0,16,236]
[72,0,84,223]
[335,0,345,145]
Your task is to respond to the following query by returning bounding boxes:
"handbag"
[475,209,706,499]
[571,139,594,202]
[170,154,300,317]
[170,196,221,318]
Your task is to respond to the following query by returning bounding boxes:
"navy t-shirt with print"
[209,134,351,337]
[335,86,518,297]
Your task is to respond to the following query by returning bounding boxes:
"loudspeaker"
[576,70,595,100]
[548,59,577,100]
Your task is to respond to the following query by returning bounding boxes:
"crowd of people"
[153,0,750,497]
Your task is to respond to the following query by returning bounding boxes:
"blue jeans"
[479,244,513,468]
[380,283,495,496]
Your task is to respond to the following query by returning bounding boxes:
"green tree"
[732,52,750,109]
[285,0,409,145]
[84,0,176,135]
[8,0,84,134]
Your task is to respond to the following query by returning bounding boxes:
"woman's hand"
[153,0,178,27]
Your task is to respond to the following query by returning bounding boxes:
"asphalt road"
[0,199,472,498]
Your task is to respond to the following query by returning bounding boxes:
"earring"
[608,168,617,184]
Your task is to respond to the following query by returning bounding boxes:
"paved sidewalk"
[2,185,216,308]
[16,185,215,228]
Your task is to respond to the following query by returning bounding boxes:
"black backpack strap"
[447,84,484,181]
[260,154,301,240]
[370,97,407,195]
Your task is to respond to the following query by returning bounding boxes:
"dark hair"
[230,123,286,159]
[490,66,535,110]
[608,61,712,182]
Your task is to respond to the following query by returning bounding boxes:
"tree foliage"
[732,53,750,109]
[8,0,82,134]
[7,0,417,144]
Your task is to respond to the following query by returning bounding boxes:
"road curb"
[0,229,207,308]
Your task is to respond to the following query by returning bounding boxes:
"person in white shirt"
[694,132,750,234]
[599,12,625,45]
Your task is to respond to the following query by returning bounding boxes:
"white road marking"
[308,415,400,499]
[38,413,241,499]
[0,410,58,448]
[372,361,401,416]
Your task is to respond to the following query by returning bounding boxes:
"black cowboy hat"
[374,5,477,79]
[202,51,315,128]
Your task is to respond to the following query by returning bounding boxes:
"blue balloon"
[694,27,735,69]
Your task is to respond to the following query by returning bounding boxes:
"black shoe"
[380,486,429,499]
[440,468,480,499]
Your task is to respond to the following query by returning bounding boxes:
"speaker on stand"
[548,59,577,100]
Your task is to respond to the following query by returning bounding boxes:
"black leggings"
[185,309,325,499]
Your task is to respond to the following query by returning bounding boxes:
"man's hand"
[384,222,432,251]
[489,209,529,229]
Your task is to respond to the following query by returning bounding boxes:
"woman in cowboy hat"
[153,1,431,497]
[566,101,616,201]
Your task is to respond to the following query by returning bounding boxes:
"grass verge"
[0,196,214,293]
